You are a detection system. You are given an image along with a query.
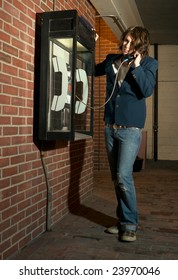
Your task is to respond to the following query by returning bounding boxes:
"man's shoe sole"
[120,235,136,242]
[120,231,136,242]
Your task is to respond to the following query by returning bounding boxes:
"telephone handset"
[122,53,135,63]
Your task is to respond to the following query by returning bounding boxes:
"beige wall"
[145,45,178,160]
[158,45,178,160]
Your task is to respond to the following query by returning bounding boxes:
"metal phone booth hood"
[34,10,95,141]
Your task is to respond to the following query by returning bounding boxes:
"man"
[95,26,158,242]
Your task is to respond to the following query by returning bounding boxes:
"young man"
[95,26,158,242]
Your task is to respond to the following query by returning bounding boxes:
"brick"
[20,31,33,44]
[0,239,11,257]
[3,243,19,260]
[0,157,9,168]
[11,192,25,205]
[13,18,27,32]
[12,117,26,126]
[3,43,18,56]
[19,126,32,135]
[25,204,38,217]
[11,211,25,225]
[32,0,40,6]
[0,178,10,189]
[12,76,26,88]
[26,99,33,108]
[3,85,18,95]
[11,136,27,145]
[0,220,10,233]
[26,63,34,72]
[3,64,18,76]
[18,181,32,192]
[0,31,10,44]
[11,96,25,107]
[21,0,34,9]
[2,146,18,157]
[12,229,26,244]
[10,155,25,165]
[2,224,17,240]
[31,224,45,239]
[31,177,43,188]
[25,169,38,181]
[19,162,32,173]
[26,80,34,90]
[3,127,18,136]
[18,108,32,117]
[0,73,11,84]
[25,186,38,199]
[0,9,11,23]
[11,37,26,51]
[2,165,18,177]
[26,152,38,161]
[18,234,32,250]
[19,88,33,98]
[20,12,33,27]
[13,0,27,14]
[12,57,26,70]
[0,116,11,125]
[11,173,25,186]
[4,1,19,18]
[0,198,10,211]
[4,22,19,37]
[18,69,32,80]
[17,198,31,212]
[19,144,32,154]
[28,26,35,38]
[2,205,18,220]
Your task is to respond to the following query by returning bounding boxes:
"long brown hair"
[119,26,150,57]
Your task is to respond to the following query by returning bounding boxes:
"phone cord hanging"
[75,59,127,111]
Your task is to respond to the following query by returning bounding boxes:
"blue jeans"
[104,126,142,232]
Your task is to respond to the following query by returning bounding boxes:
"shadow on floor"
[11,160,178,260]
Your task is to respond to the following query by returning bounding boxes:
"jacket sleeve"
[95,59,106,76]
[131,58,158,98]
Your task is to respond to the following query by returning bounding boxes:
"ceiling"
[90,0,178,45]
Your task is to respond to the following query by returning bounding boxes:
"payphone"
[34,10,95,141]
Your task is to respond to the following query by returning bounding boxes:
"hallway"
[11,160,178,260]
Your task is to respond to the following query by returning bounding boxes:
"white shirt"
[112,59,130,87]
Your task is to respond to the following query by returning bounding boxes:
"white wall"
[145,45,178,160]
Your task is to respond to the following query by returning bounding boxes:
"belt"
[105,124,140,129]
[113,124,129,129]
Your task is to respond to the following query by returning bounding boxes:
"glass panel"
[47,37,93,138]
[48,38,73,132]
[75,40,93,134]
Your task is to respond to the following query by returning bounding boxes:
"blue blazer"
[95,54,158,128]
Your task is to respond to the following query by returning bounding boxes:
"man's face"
[122,34,134,55]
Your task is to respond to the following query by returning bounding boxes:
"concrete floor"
[11,160,178,260]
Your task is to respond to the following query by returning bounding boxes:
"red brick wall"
[0,0,95,260]
[93,18,120,170]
